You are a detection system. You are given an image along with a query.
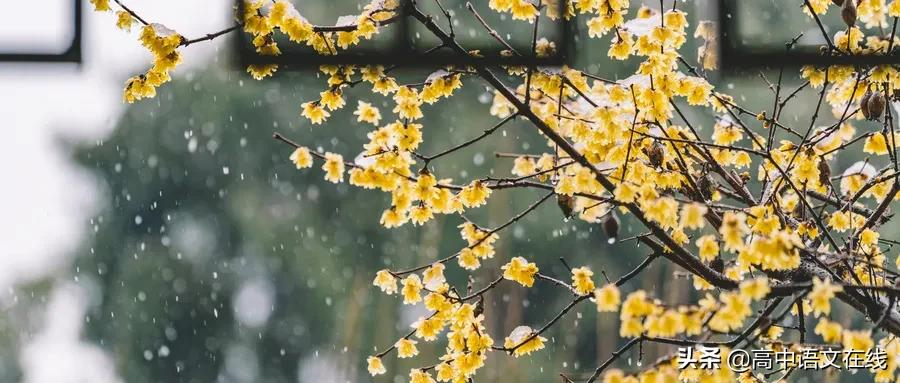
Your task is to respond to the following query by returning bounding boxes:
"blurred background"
[0,1,891,382]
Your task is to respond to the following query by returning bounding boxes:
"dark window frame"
[0,0,82,63]
[234,0,570,68]
[718,0,900,69]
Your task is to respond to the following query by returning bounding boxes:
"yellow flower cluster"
[123,24,183,103]
[594,283,621,312]
[457,223,499,270]
[371,275,498,380]
[571,266,596,295]
[89,0,110,12]
[242,0,397,81]
[808,277,843,317]
[501,257,539,287]
[502,326,546,357]
[489,0,541,21]
[95,0,900,380]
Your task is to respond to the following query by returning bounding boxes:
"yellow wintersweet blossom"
[891,0,900,16]
[409,369,435,383]
[828,210,852,232]
[695,235,719,263]
[860,228,880,249]
[619,317,644,338]
[608,32,634,60]
[571,266,596,295]
[116,11,134,31]
[601,369,634,383]
[458,248,480,270]
[320,90,345,111]
[366,356,386,376]
[808,277,843,317]
[409,204,434,225]
[90,0,110,12]
[353,101,382,125]
[395,338,419,358]
[289,147,313,169]
[301,102,330,124]
[620,290,655,320]
[247,64,278,80]
[412,316,444,341]
[645,309,686,337]
[719,211,749,252]
[708,291,752,332]
[123,24,183,103]
[422,263,446,289]
[679,203,707,230]
[814,319,843,343]
[842,330,874,351]
[380,207,407,228]
[322,152,345,183]
[459,180,492,208]
[501,257,539,287]
[401,275,423,305]
[739,277,770,301]
[864,132,889,155]
[594,284,621,312]
[373,269,398,295]
[504,326,546,357]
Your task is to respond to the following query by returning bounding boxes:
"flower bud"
[860,91,872,120]
[698,173,716,201]
[842,0,857,28]
[867,91,886,120]
[818,156,831,188]
[602,212,620,244]
[473,295,484,317]
[647,141,665,168]
[557,194,575,219]
[794,203,807,221]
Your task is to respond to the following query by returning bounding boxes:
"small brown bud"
[842,0,857,28]
[832,0,844,6]
[860,91,872,120]
[647,141,665,168]
[557,194,575,219]
[698,174,716,201]
[818,157,832,187]
[868,91,886,120]
[602,212,620,244]
[794,201,808,221]
[473,295,484,317]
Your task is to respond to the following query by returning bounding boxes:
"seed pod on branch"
[473,295,484,317]
[793,200,808,221]
[818,156,832,188]
[860,91,872,120]
[647,141,665,168]
[602,212,620,244]
[868,91,886,120]
[697,173,716,201]
[556,193,575,219]
[842,0,857,28]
